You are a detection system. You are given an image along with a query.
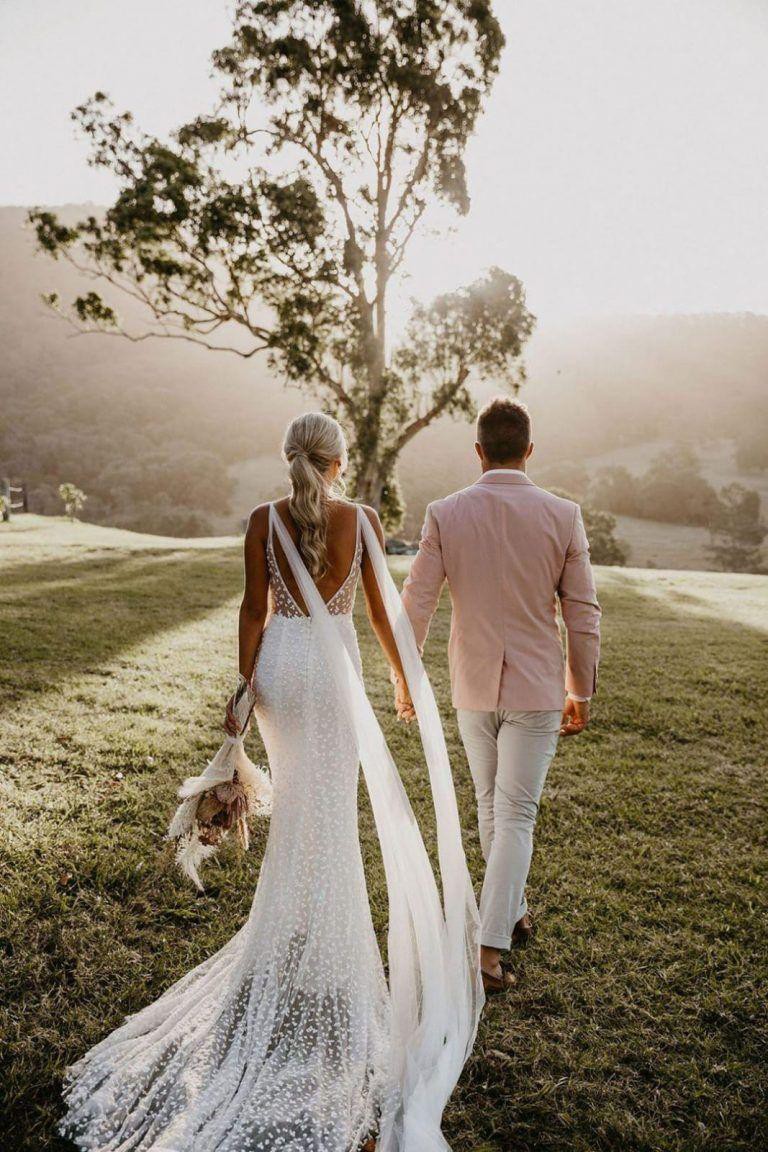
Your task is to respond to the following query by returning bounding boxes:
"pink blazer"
[401,471,601,711]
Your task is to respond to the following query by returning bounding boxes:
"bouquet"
[167,677,272,890]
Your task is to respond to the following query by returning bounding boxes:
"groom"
[400,397,601,993]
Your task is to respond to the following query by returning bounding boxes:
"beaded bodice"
[267,510,363,619]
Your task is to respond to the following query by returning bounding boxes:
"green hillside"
[1,515,766,1150]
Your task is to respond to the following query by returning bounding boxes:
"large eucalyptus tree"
[32,1,534,524]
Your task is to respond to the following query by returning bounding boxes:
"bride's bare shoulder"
[334,500,381,528]
[245,502,273,540]
[357,502,381,524]
[357,504,385,545]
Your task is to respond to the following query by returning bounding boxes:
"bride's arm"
[224,506,270,735]
[238,505,270,680]
[360,506,415,721]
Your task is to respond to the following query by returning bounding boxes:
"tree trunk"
[352,456,386,511]
[350,319,387,511]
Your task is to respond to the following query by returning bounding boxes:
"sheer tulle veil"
[270,504,484,1152]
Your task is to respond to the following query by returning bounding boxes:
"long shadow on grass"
[0,547,242,714]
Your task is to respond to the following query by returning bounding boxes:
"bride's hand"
[224,675,256,738]
[224,695,239,736]
[393,674,416,724]
[224,694,248,738]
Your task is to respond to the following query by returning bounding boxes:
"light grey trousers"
[457,708,561,950]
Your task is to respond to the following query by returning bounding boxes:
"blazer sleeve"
[558,505,602,697]
[401,504,446,653]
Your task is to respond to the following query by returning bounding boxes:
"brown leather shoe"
[512,912,534,947]
[481,966,517,995]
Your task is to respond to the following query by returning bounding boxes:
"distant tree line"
[1,376,237,536]
[545,486,628,567]
[706,484,766,573]
[735,418,768,473]
[590,447,721,526]
[539,445,766,573]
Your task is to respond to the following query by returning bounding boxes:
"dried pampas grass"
[167,682,272,890]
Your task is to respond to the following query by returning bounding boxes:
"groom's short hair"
[477,397,531,464]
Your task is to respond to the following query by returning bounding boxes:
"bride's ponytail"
[282,413,348,578]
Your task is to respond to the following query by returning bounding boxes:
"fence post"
[1,479,27,520]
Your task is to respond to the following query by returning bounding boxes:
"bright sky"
[2,0,767,320]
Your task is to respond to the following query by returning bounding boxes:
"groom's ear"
[526,441,534,461]
[474,442,484,465]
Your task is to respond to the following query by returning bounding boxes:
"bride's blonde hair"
[282,413,348,578]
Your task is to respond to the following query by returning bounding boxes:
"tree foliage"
[735,420,768,473]
[587,448,767,572]
[588,465,638,517]
[30,2,534,525]
[706,483,766,573]
[58,483,87,521]
[637,447,721,527]
[535,460,590,502]
[581,504,628,566]
[549,488,627,566]
[2,373,239,536]
[589,447,721,528]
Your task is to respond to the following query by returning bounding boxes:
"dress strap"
[266,503,306,619]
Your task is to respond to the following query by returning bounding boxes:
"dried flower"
[167,742,272,891]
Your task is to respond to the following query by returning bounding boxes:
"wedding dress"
[60,503,482,1152]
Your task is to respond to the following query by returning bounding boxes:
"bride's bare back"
[270,496,363,612]
[237,497,398,684]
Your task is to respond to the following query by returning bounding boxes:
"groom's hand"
[560,696,590,737]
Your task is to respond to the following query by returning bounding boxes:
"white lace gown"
[60,511,394,1152]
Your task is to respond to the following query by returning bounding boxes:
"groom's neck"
[482,460,527,474]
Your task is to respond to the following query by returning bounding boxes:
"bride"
[59,413,483,1152]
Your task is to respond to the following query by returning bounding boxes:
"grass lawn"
[1,516,766,1152]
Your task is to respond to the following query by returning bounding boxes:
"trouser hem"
[481,932,512,951]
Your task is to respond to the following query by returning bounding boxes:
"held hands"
[560,696,590,737]
[393,673,416,725]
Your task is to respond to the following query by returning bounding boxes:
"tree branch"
[387,366,470,457]
[385,134,430,239]
[59,315,268,358]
